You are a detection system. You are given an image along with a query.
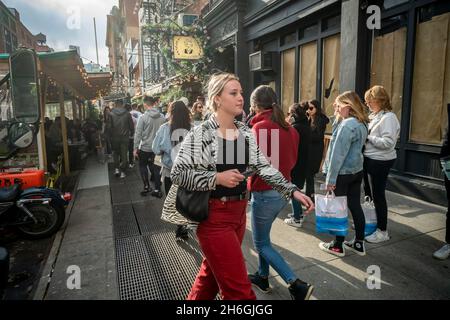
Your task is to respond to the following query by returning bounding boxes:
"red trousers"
[187,198,256,300]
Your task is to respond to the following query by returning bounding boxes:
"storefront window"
[410,12,450,145]
[299,41,317,101]
[322,34,340,133]
[370,26,406,123]
[281,48,295,113]
[299,24,318,40]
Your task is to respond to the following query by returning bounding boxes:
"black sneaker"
[343,239,366,256]
[140,185,152,196]
[289,279,314,300]
[151,190,163,198]
[175,225,189,241]
[248,273,271,293]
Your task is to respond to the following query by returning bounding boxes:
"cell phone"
[241,169,255,178]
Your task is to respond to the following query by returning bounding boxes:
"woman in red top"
[247,85,314,300]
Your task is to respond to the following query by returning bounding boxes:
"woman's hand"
[216,169,245,188]
[293,191,315,214]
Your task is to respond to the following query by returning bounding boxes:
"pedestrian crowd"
[100,72,449,300]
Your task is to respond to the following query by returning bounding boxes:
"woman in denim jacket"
[152,100,192,239]
[319,91,369,257]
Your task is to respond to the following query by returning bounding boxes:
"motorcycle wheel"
[16,204,65,239]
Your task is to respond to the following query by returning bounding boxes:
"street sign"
[172,36,203,60]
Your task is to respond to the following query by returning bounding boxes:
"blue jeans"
[291,199,303,220]
[251,190,297,284]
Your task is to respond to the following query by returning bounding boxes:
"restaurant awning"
[0,49,112,100]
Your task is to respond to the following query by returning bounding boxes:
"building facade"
[202,0,450,205]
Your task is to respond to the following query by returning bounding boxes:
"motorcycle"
[0,183,69,239]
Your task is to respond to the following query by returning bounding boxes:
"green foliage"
[142,20,213,84]
[160,86,185,104]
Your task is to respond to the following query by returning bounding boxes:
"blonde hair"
[336,91,369,124]
[364,85,392,111]
[206,73,240,112]
[192,101,203,114]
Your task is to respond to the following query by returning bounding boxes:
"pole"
[59,86,70,175]
[94,17,99,65]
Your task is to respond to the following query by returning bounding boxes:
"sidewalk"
[35,156,450,300]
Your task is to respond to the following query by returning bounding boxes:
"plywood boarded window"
[322,34,340,133]
[299,41,317,101]
[410,12,450,145]
[370,27,406,123]
[281,48,295,113]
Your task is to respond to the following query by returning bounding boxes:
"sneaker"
[151,190,163,198]
[433,244,450,260]
[114,168,120,177]
[248,273,271,293]
[140,185,152,196]
[284,217,303,228]
[120,172,126,179]
[288,279,314,300]
[319,240,345,257]
[129,163,135,168]
[365,229,390,243]
[343,239,366,256]
[175,225,189,241]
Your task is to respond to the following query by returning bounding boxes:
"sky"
[3,0,118,67]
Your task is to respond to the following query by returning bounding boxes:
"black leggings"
[363,157,395,231]
[334,171,365,243]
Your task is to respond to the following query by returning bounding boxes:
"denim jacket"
[323,117,368,185]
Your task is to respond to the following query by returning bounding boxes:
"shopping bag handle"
[325,190,336,198]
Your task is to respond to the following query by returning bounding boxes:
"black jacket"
[108,107,134,139]
[309,114,330,174]
[291,116,312,185]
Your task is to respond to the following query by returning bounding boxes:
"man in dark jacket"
[108,98,134,178]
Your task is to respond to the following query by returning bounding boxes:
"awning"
[0,50,112,100]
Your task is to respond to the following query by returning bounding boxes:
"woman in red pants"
[163,73,314,300]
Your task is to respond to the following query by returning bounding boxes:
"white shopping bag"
[315,191,348,236]
[362,196,377,236]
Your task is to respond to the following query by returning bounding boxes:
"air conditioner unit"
[177,13,198,27]
[249,51,275,72]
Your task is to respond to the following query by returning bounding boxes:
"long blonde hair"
[335,91,369,123]
[206,73,240,112]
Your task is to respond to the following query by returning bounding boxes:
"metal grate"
[110,164,204,300]
[112,204,140,239]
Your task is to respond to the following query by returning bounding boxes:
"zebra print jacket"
[161,114,299,226]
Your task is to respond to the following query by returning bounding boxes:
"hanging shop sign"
[173,36,203,60]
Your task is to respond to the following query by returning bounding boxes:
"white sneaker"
[284,217,303,228]
[120,172,126,179]
[365,229,390,243]
[433,244,450,260]
[114,168,120,176]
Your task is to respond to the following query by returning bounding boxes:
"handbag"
[175,186,210,223]
[362,196,377,236]
[314,191,348,236]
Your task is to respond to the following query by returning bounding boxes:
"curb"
[31,173,81,300]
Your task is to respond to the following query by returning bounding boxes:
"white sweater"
[363,111,400,161]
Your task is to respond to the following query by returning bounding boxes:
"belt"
[211,192,249,202]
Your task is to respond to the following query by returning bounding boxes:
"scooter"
[0,183,69,239]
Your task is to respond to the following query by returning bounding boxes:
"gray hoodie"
[134,108,166,152]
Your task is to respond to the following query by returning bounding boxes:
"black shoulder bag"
[175,122,212,223]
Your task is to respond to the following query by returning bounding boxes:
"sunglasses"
[308,106,315,111]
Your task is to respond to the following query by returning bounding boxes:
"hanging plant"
[142,20,213,84]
